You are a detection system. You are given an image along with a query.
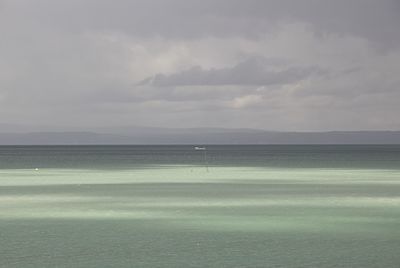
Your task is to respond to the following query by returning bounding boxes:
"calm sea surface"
[1,145,400,267]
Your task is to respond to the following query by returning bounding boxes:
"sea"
[0,145,400,267]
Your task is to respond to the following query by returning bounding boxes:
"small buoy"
[34,168,39,171]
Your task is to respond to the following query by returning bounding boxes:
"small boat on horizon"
[194,146,206,150]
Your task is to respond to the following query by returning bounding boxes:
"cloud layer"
[0,0,399,131]
[140,57,324,87]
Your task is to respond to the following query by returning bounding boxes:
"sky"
[0,0,399,131]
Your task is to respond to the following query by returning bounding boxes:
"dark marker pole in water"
[195,146,209,172]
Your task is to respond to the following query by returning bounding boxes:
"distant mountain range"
[0,125,399,144]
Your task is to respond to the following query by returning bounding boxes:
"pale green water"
[1,146,400,267]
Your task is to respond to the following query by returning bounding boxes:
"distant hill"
[0,128,399,144]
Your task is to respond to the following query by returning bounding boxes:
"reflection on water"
[1,146,400,267]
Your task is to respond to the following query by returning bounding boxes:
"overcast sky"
[1,0,399,131]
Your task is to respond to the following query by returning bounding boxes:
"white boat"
[194,146,206,150]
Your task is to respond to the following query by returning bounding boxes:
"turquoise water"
[1,145,400,267]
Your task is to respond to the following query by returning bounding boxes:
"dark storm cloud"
[140,57,324,87]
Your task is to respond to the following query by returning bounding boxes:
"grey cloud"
[92,85,250,104]
[3,0,400,48]
[140,57,323,87]
[1,0,400,131]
